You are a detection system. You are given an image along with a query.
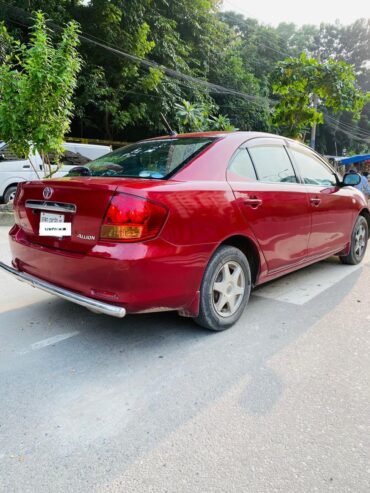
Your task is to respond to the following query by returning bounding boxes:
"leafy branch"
[0,12,82,176]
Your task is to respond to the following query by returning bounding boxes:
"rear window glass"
[75,138,215,179]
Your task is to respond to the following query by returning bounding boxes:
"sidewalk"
[0,203,14,226]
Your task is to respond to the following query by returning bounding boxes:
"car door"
[227,137,311,272]
[0,145,34,194]
[287,143,357,257]
[29,150,46,178]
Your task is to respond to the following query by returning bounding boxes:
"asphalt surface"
[1,225,370,492]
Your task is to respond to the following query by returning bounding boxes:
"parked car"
[0,132,368,331]
[0,142,111,203]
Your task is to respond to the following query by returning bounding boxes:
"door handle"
[310,197,321,207]
[244,197,263,209]
[22,164,31,169]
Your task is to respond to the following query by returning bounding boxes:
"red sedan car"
[1,132,368,330]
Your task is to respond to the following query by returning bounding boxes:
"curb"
[0,212,15,227]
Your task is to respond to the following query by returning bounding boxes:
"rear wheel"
[194,246,251,331]
[340,215,368,265]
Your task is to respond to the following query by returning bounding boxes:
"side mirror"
[0,154,5,161]
[342,173,361,187]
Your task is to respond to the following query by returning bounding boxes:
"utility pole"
[310,52,321,150]
[310,92,318,150]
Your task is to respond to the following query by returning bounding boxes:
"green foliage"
[270,53,369,138]
[209,114,236,132]
[1,2,369,155]
[175,100,236,132]
[0,12,81,172]
[175,100,205,132]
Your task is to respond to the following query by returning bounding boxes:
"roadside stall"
[339,154,370,171]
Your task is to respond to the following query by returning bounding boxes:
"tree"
[270,53,369,141]
[3,0,268,138]
[275,20,370,153]
[1,1,369,151]
[0,12,81,175]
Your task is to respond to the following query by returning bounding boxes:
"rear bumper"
[7,226,213,316]
[0,261,126,318]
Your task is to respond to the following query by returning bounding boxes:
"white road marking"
[20,331,79,354]
[253,261,361,306]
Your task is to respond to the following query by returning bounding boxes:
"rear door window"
[248,145,298,183]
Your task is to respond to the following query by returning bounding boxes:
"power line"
[78,34,273,105]
[325,119,370,143]
[325,117,370,142]
[2,7,273,116]
[325,116,370,142]
[325,114,370,138]
[131,56,270,110]
[2,0,367,138]
[0,0,274,108]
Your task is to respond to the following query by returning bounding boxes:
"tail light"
[100,193,168,242]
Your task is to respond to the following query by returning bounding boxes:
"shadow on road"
[0,262,363,491]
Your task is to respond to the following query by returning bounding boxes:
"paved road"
[1,226,370,492]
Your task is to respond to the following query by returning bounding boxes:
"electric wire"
[0,0,274,108]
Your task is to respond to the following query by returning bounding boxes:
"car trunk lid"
[15,178,120,253]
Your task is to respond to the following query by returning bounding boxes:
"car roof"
[141,131,328,166]
[147,131,281,141]
[146,131,323,153]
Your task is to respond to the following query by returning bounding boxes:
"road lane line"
[253,262,361,306]
[19,331,79,354]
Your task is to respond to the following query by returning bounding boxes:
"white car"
[0,142,111,203]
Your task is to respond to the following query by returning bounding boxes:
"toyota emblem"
[43,187,53,199]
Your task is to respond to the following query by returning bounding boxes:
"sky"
[221,0,370,26]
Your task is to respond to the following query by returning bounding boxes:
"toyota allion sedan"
[0,132,368,331]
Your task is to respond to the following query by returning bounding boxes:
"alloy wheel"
[354,224,366,259]
[212,260,245,317]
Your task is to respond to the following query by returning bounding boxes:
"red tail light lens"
[100,193,168,242]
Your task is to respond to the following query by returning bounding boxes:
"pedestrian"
[354,170,370,198]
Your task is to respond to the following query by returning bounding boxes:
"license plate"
[40,212,64,223]
[39,212,71,236]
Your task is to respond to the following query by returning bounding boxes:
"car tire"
[194,245,251,331]
[3,185,18,204]
[340,215,368,265]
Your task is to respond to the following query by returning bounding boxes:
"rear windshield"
[72,137,215,179]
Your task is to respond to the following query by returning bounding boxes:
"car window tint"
[290,148,336,186]
[248,145,298,183]
[228,149,257,180]
[84,137,215,179]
